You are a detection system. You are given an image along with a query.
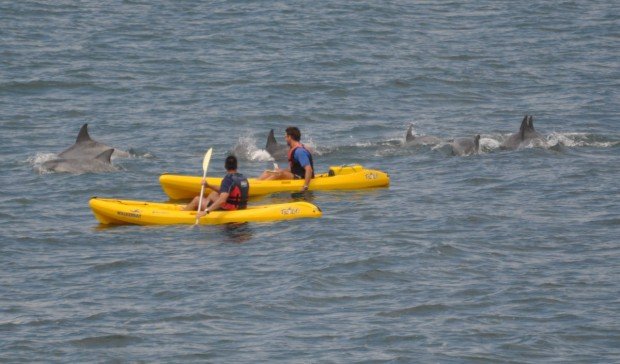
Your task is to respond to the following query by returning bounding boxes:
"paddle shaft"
[195,148,213,225]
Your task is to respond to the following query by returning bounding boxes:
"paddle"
[195,148,213,225]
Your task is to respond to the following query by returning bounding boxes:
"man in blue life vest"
[258,126,314,192]
[184,155,249,217]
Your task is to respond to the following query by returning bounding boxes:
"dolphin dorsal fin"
[519,115,528,140]
[94,149,114,163]
[76,124,92,143]
[406,124,414,142]
[474,134,481,152]
[266,129,277,149]
[527,115,535,130]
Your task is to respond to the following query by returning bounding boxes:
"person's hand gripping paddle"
[195,148,213,225]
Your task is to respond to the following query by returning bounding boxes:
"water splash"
[480,137,501,151]
[231,135,275,162]
[28,153,57,174]
[126,148,155,159]
[546,132,618,148]
[479,132,617,151]
[27,152,58,166]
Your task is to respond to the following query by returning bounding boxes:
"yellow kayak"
[89,197,322,225]
[159,164,390,199]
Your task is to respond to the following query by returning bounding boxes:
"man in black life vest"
[258,126,314,192]
[184,155,249,217]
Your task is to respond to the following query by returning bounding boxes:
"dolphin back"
[502,114,543,150]
[522,115,543,141]
[449,133,481,156]
[58,124,120,159]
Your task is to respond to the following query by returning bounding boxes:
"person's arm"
[206,192,229,213]
[295,149,313,191]
[302,165,312,191]
[202,178,220,193]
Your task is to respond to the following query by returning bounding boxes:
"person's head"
[225,155,238,171]
[285,126,301,146]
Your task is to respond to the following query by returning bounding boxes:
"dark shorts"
[206,202,237,212]
[293,174,303,180]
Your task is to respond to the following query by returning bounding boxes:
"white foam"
[300,136,322,155]
[431,141,451,151]
[480,137,501,150]
[27,152,57,166]
[519,138,548,149]
[231,135,275,162]
[545,132,616,148]
[472,132,618,150]
[110,149,131,159]
[350,140,375,148]
[544,133,571,148]
[28,153,58,174]
[250,149,275,161]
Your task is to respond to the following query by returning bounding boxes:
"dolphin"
[450,135,480,156]
[41,149,118,174]
[58,123,128,159]
[500,115,544,150]
[405,125,441,145]
[265,129,289,160]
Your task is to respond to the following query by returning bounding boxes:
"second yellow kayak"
[89,197,322,225]
[160,164,390,199]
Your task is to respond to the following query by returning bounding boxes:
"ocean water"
[1,1,619,362]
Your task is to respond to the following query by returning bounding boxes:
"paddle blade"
[202,148,213,176]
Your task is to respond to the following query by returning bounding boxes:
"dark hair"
[225,155,238,170]
[285,126,301,141]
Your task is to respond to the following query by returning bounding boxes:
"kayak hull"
[160,165,389,199]
[89,197,322,225]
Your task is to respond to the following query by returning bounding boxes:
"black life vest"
[225,173,249,209]
[288,145,314,178]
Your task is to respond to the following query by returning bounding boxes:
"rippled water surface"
[1,1,619,362]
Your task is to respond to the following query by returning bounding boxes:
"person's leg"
[183,192,219,211]
[184,196,202,210]
[204,191,219,206]
[278,170,295,179]
[259,170,295,180]
[258,170,274,180]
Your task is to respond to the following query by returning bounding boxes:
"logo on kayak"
[365,172,378,180]
[117,210,141,219]
[281,207,300,215]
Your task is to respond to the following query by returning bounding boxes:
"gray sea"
[1,1,619,362]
